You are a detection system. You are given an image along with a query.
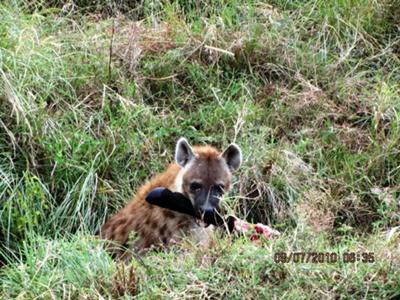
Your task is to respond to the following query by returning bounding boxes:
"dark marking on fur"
[119,226,128,237]
[176,219,190,229]
[113,217,127,227]
[108,217,128,235]
[149,219,159,229]
[163,209,176,219]
[159,224,167,236]
[164,229,172,239]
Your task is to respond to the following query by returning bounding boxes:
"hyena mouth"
[200,208,223,225]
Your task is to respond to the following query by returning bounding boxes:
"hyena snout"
[193,185,223,214]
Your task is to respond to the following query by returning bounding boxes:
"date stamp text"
[274,252,375,264]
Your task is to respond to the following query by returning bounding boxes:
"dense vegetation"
[0,0,399,298]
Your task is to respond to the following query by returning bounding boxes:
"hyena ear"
[175,137,195,167]
[221,143,242,172]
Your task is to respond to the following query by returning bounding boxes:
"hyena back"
[99,138,242,255]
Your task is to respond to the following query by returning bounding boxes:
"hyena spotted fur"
[99,137,242,257]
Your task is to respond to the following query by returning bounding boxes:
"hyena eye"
[214,184,225,194]
[190,182,202,192]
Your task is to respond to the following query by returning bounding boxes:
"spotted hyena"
[99,137,242,257]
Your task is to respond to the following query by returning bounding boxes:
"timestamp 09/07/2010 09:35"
[274,252,375,264]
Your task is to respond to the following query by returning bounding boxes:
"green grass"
[0,0,399,298]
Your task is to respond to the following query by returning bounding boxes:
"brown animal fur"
[99,138,242,257]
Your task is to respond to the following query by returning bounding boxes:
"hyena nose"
[199,203,217,214]
[200,206,215,214]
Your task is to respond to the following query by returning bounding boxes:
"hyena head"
[174,137,242,215]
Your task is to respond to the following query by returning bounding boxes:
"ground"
[0,0,399,299]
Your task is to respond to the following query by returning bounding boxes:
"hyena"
[99,137,242,256]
